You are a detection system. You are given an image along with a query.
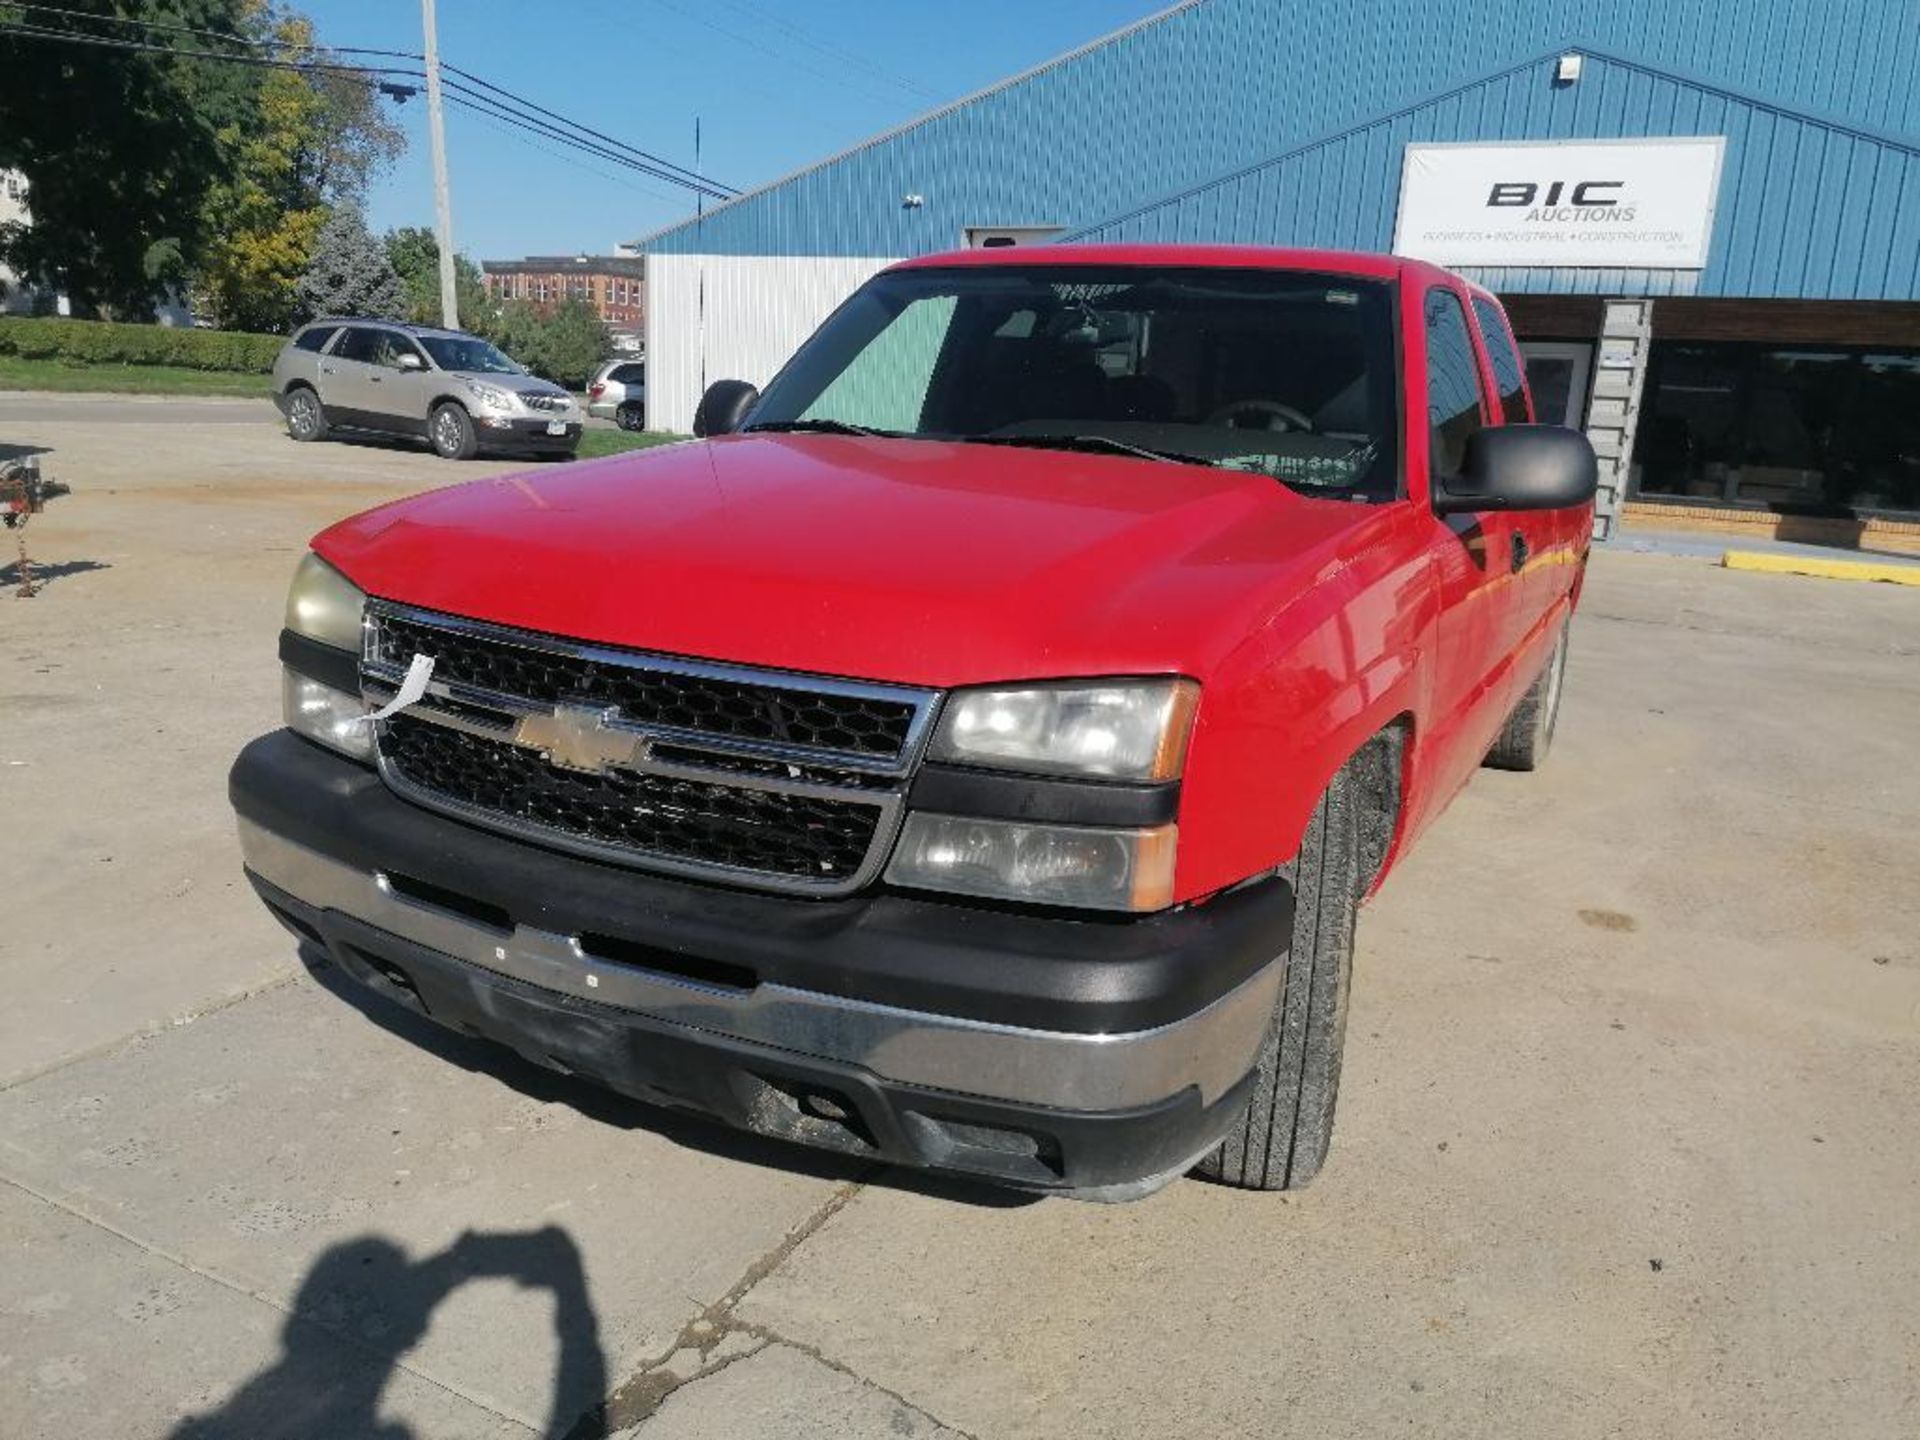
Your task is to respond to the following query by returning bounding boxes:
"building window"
[1634,343,1920,515]
[1424,288,1485,477]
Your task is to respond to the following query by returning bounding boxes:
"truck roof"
[890,243,1474,293]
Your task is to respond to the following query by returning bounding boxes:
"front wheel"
[1485,620,1569,772]
[615,401,646,432]
[284,387,328,443]
[1195,752,1371,1192]
[429,402,478,460]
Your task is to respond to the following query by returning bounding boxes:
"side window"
[381,333,428,369]
[293,324,338,354]
[1424,288,1486,478]
[331,327,379,364]
[613,363,645,384]
[1471,296,1530,424]
[801,295,958,432]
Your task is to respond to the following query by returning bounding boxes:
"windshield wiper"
[745,418,895,438]
[958,433,1216,468]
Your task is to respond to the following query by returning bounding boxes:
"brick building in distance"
[481,254,646,351]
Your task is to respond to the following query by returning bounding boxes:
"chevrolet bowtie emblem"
[513,703,644,774]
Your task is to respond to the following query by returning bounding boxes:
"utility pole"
[420,0,458,329]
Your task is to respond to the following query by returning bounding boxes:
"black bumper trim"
[256,873,1255,1194]
[230,730,1292,1035]
[278,630,360,692]
[908,763,1179,828]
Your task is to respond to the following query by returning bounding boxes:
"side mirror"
[396,352,425,372]
[1433,424,1598,515]
[693,379,759,438]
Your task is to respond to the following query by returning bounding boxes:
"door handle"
[368,373,382,383]
[1510,531,1530,574]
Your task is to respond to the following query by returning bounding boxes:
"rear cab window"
[1470,295,1531,424]
[1423,287,1487,478]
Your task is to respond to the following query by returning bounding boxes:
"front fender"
[1171,508,1433,903]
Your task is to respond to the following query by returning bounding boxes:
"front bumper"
[476,415,581,450]
[231,732,1292,1195]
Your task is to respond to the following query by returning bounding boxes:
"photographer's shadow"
[169,1226,606,1440]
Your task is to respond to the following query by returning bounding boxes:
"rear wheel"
[615,400,646,432]
[1195,750,1372,1191]
[1485,621,1569,772]
[429,402,478,461]
[284,387,327,442]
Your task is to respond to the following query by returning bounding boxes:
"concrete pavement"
[3,395,1917,1437]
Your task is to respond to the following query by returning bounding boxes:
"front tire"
[1195,753,1370,1191]
[284,387,328,443]
[615,401,646,432]
[429,402,478,461]
[1485,620,1569,772]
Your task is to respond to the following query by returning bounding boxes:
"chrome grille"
[521,392,570,413]
[362,603,937,894]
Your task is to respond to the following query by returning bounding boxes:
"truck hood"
[314,433,1382,687]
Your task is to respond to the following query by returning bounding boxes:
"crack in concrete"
[0,1170,541,1435]
[0,969,302,1095]
[570,1174,876,1436]
[728,1329,983,1440]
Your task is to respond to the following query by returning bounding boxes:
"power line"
[1,1,419,62]
[708,0,939,102]
[440,61,730,195]
[0,8,733,201]
[0,19,418,79]
[646,0,931,114]
[438,84,732,200]
[452,103,679,206]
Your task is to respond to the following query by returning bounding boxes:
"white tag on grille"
[357,652,435,726]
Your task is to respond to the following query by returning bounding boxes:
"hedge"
[0,316,284,373]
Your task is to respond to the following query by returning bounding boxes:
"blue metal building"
[632,0,1920,537]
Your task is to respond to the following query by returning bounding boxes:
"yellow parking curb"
[1722,550,1920,586]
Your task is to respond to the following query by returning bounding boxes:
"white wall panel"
[644,254,899,434]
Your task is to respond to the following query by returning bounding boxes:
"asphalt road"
[3,396,1918,1438]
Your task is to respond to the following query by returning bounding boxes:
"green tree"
[0,0,251,317]
[294,207,407,320]
[193,3,404,332]
[384,225,494,333]
[492,298,609,390]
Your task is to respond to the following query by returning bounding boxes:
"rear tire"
[1485,621,1569,772]
[615,401,646,432]
[429,402,478,461]
[284,387,328,443]
[1195,751,1371,1191]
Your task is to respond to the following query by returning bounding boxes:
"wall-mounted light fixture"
[1555,53,1583,84]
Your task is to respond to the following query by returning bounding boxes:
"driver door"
[1422,284,1526,799]
[372,330,435,435]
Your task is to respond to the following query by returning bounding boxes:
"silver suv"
[272,319,583,460]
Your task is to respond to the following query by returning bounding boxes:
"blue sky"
[302,0,1170,260]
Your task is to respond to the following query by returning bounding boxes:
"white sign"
[1393,137,1725,269]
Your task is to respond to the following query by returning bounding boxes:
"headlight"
[464,380,516,411]
[885,814,1177,912]
[283,670,372,760]
[284,552,367,651]
[929,679,1199,781]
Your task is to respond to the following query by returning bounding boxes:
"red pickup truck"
[234,245,1595,1200]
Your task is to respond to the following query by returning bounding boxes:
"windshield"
[750,265,1400,499]
[418,335,524,375]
